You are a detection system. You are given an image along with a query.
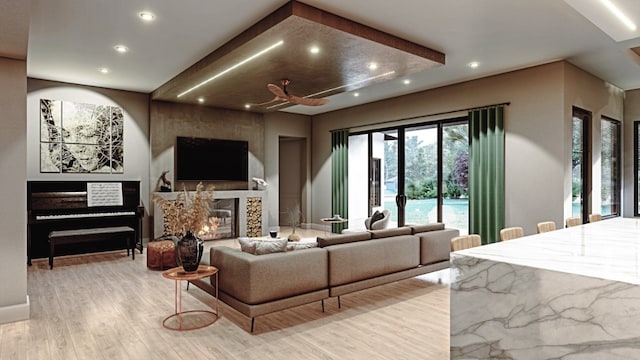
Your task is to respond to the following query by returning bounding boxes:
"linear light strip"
[601,0,636,31]
[266,71,396,109]
[306,71,396,98]
[177,40,284,98]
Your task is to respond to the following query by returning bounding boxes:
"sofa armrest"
[416,228,459,265]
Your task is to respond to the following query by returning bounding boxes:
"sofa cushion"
[317,231,372,247]
[369,226,412,239]
[286,241,318,251]
[409,223,445,234]
[211,246,328,305]
[326,235,419,286]
[417,228,459,265]
[238,237,288,255]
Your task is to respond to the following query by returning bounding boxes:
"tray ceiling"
[151,1,444,113]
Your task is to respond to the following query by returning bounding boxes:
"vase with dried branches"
[153,182,216,271]
[287,205,304,242]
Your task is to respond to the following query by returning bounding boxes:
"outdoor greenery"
[385,124,469,200]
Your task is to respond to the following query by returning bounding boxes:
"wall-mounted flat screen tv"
[176,137,248,182]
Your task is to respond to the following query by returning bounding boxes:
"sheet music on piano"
[87,182,123,207]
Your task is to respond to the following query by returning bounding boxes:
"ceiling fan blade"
[250,96,280,107]
[267,84,288,101]
[289,95,329,106]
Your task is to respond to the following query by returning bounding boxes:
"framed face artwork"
[40,99,124,174]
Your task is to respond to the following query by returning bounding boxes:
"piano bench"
[48,226,135,269]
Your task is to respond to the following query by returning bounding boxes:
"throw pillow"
[238,238,288,255]
[286,241,318,251]
[369,210,385,228]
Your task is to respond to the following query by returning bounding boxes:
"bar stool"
[537,221,556,233]
[588,213,602,223]
[500,227,524,241]
[451,234,482,251]
[565,217,582,228]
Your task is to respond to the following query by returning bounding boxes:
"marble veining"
[451,218,640,359]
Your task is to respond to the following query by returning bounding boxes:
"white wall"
[348,134,369,229]
[27,79,151,239]
[0,57,28,324]
[311,61,624,236]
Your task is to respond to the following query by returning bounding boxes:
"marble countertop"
[454,217,640,284]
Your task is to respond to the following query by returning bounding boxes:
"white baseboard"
[0,296,30,324]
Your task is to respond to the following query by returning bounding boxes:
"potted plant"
[153,182,216,271]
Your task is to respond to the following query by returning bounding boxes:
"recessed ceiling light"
[114,45,129,53]
[354,92,360,97]
[197,97,205,103]
[468,61,479,68]
[403,79,411,85]
[368,62,378,70]
[309,46,320,54]
[178,40,284,98]
[99,67,109,74]
[139,11,155,22]
[244,104,251,109]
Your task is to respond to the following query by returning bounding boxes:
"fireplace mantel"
[153,190,266,239]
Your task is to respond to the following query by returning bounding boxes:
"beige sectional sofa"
[190,223,459,332]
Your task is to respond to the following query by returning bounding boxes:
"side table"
[162,265,219,331]
[320,216,348,236]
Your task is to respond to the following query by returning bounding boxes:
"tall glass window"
[635,122,640,216]
[572,107,591,222]
[600,117,620,217]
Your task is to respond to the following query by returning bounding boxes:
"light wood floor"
[0,227,450,359]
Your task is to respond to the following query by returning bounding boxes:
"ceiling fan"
[257,79,329,107]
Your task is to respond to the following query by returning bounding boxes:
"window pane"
[601,117,620,217]
[404,125,438,225]
[572,116,584,218]
[442,122,469,235]
[636,122,640,215]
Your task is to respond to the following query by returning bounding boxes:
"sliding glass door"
[348,118,468,234]
[404,125,438,225]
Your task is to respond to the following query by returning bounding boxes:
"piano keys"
[27,181,144,265]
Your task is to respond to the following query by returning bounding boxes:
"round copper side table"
[162,265,219,331]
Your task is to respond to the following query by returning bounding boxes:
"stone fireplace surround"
[153,190,266,240]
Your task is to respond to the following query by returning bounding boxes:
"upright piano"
[27,180,144,265]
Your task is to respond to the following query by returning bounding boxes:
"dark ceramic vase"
[175,231,204,272]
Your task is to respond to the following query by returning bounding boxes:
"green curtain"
[331,129,349,233]
[469,106,505,244]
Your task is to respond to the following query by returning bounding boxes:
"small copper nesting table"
[162,265,219,331]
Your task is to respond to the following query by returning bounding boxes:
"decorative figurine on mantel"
[252,177,268,190]
[160,170,172,192]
